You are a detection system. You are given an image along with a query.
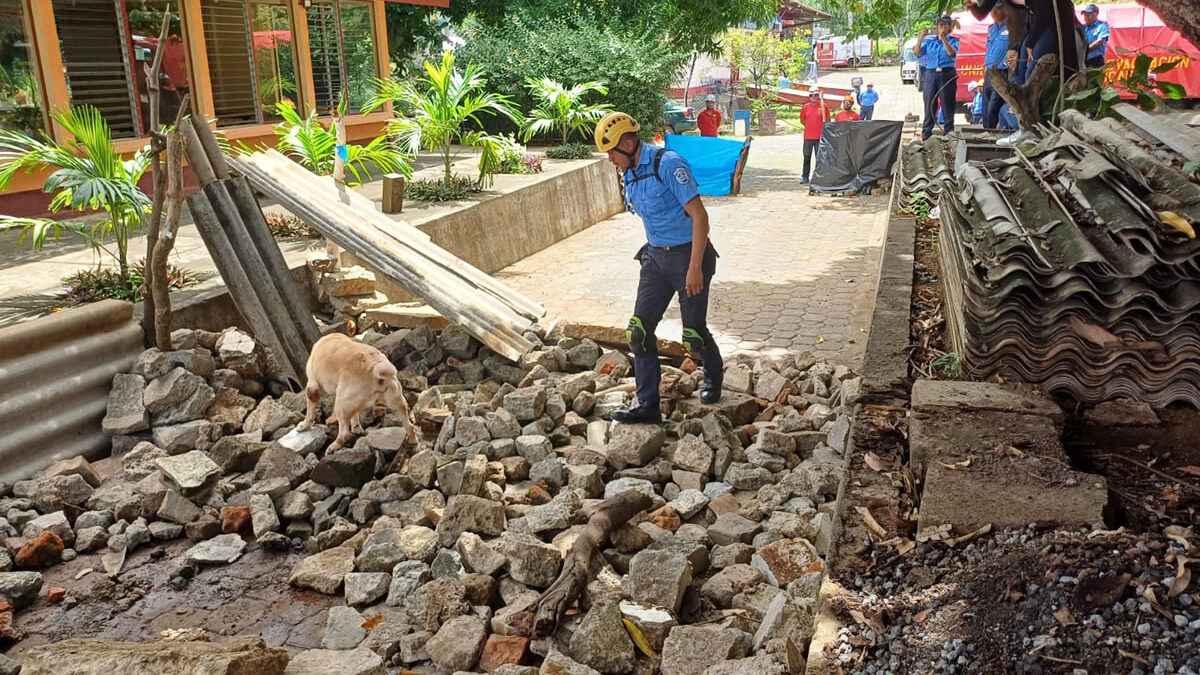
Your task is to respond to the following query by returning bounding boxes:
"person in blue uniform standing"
[857,82,879,120]
[914,15,960,140]
[982,0,1010,129]
[593,112,723,424]
[1081,4,1109,68]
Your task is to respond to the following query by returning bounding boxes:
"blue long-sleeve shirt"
[985,22,1009,69]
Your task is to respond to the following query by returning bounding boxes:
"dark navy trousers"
[631,241,723,407]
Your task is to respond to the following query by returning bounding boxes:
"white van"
[901,37,919,85]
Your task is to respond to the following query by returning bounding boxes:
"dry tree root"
[519,491,653,639]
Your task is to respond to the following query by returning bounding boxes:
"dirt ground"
[5,538,337,660]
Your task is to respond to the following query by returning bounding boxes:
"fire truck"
[942,2,1199,113]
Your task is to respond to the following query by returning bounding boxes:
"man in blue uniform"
[1081,4,1109,68]
[856,82,879,120]
[914,15,960,140]
[982,0,1010,129]
[594,112,723,424]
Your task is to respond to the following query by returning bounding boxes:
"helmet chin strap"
[616,138,641,164]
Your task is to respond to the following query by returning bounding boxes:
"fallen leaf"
[913,609,930,623]
[1169,557,1193,598]
[1053,606,1076,627]
[849,609,867,625]
[1157,211,1196,239]
[815,336,825,345]
[1179,466,1200,477]
[623,618,658,658]
[855,506,888,537]
[864,452,887,472]
[361,615,384,631]
[1067,316,1122,348]
[896,539,915,555]
[1119,649,1153,666]
[936,458,971,470]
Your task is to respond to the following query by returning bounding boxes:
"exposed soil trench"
[821,209,1200,674]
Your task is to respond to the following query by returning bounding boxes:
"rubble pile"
[0,319,862,675]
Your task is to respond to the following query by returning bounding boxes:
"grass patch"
[544,144,596,160]
[264,212,318,238]
[405,176,478,202]
[59,260,201,304]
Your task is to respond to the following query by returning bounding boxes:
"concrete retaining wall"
[410,158,623,275]
[0,299,142,486]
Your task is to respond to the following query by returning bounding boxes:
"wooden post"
[332,108,347,185]
[382,173,406,214]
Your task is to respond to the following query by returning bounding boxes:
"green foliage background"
[456,17,691,137]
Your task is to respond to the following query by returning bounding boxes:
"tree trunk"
[989,53,1059,130]
[141,10,172,347]
[1137,0,1200,50]
[151,100,190,350]
[521,491,652,639]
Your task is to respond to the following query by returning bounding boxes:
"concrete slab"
[918,457,1108,534]
[908,409,1063,476]
[910,380,1064,422]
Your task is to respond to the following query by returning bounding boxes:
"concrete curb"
[805,182,916,674]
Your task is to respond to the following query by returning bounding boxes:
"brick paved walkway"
[496,134,892,368]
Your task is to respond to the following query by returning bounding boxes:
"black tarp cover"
[810,120,904,193]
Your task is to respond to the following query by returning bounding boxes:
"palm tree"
[262,100,412,186]
[0,105,153,282]
[367,51,520,185]
[522,78,612,147]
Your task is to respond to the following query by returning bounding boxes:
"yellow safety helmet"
[594,112,640,152]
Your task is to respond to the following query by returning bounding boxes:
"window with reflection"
[53,0,188,138]
[307,0,379,113]
[0,0,42,135]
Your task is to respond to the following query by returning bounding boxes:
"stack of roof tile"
[902,109,1200,406]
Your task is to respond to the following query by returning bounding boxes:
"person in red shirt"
[800,88,830,184]
[834,99,860,122]
[697,94,721,137]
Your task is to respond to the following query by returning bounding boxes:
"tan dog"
[297,333,414,452]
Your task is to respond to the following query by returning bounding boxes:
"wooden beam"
[179,0,215,121]
[371,0,394,115]
[24,0,69,140]
[292,2,317,117]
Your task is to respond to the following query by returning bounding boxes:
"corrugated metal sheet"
[0,300,142,485]
[902,112,1200,406]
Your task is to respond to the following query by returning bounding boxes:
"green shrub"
[405,176,477,202]
[59,260,199,304]
[264,212,318,238]
[495,136,544,175]
[457,17,690,140]
[545,144,597,160]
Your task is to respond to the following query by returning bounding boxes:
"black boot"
[700,385,722,405]
[611,402,662,424]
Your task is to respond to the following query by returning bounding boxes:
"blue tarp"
[663,134,750,197]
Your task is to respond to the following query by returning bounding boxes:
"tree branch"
[151,97,191,351]
[989,53,1059,130]
[520,491,653,639]
[141,9,172,347]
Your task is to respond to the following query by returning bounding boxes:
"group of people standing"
[917,0,1109,145]
[797,83,882,183]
